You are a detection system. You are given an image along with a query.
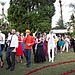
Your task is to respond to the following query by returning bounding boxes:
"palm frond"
[69,3,75,9]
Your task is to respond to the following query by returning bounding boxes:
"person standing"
[21,33,25,59]
[43,33,48,57]
[0,30,5,51]
[34,37,46,63]
[6,29,18,71]
[62,36,70,52]
[5,33,11,52]
[0,34,4,68]
[72,36,75,52]
[46,30,55,63]
[32,33,36,56]
[16,32,23,63]
[58,37,64,53]
[23,29,34,67]
[0,30,5,68]
[53,34,58,55]
[21,33,25,52]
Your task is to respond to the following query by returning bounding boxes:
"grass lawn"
[0,48,75,75]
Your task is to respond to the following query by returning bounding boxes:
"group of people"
[0,29,75,71]
[0,29,34,71]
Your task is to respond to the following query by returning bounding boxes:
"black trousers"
[1,44,4,51]
[6,47,15,68]
[73,46,75,52]
[33,44,36,55]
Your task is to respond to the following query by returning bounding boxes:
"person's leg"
[62,44,65,52]
[16,56,19,63]
[66,43,68,52]
[56,46,57,55]
[52,47,54,63]
[33,44,36,55]
[10,51,15,71]
[0,55,3,62]
[0,55,3,68]
[27,50,31,67]
[55,44,57,55]
[60,46,63,53]
[73,46,75,52]
[21,55,23,59]
[0,44,3,68]
[0,56,1,63]
[24,50,28,62]
[21,43,24,59]
[6,47,11,69]
[1,44,4,51]
[48,45,51,62]
[20,56,22,63]
[5,42,7,52]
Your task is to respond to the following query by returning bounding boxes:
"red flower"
[24,60,75,75]
[61,70,75,75]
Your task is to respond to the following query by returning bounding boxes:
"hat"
[25,29,30,33]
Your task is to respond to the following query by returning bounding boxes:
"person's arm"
[28,36,34,46]
[23,36,27,43]
[2,34,5,43]
[0,35,3,41]
[7,35,11,43]
[15,35,18,48]
[18,36,23,43]
[46,34,50,41]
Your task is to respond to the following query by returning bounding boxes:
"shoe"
[10,67,14,71]
[52,60,54,63]
[27,63,30,67]
[66,51,68,52]
[6,66,11,70]
[49,59,52,62]
[27,65,30,68]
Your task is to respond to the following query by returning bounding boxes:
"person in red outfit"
[42,33,48,57]
[16,32,23,63]
[23,29,34,67]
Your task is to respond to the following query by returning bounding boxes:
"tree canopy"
[8,0,55,33]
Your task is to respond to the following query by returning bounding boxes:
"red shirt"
[23,35,34,50]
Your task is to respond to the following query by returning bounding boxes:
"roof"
[52,29,68,34]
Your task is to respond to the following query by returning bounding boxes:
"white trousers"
[62,43,69,52]
[48,44,54,62]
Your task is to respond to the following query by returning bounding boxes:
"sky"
[0,0,75,27]
[52,0,75,27]
[0,0,10,16]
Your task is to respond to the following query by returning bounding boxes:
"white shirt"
[0,33,5,44]
[64,38,70,44]
[8,34,18,48]
[46,33,55,48]
[46,33,55,44]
